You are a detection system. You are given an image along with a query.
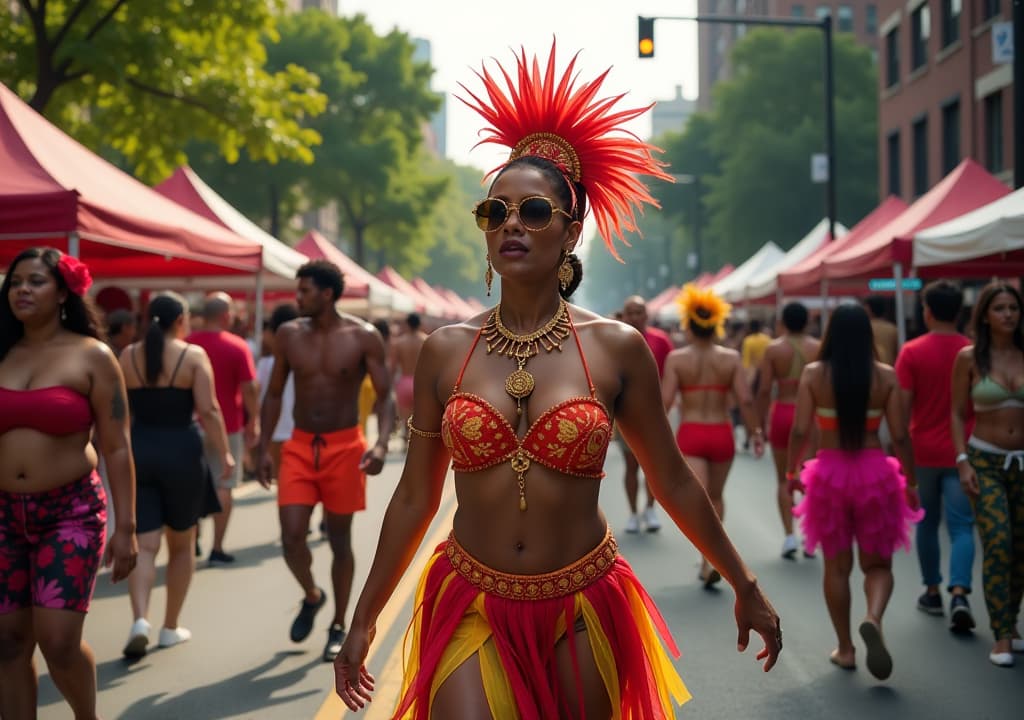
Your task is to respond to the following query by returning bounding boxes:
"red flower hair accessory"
[56,254,93,296]
[457,39,674,261]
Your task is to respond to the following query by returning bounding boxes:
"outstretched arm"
[616,331,781,671]
[335,333,452,708]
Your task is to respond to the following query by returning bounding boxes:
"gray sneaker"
[950,595,975,633]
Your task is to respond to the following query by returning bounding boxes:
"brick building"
[698,0,880,110]
[878,0,1014,201]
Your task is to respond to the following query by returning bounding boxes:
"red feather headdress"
[457,39,673,261]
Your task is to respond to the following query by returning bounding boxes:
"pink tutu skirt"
[793,448,923,558]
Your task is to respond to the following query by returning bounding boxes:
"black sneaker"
[949,594,976,633]
[323,623,346,662]
[917,591,943,616]
[290,588,327,643]
[208,549,236,565]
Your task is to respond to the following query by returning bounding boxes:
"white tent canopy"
[714,242,785,302]
[740,218,848,301]
[913,186,1024,266]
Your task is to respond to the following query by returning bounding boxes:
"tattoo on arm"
[111,388,127,421]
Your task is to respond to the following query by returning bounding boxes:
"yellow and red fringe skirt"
[392,528,691,719]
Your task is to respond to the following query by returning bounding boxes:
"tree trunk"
[352,223,366,266]
[268,183,280,239]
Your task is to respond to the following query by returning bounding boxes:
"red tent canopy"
[701,265,734,288]
[294,231,372,298]
[0,82,261,276]
[412,278,460,319]
[646,285,680,314]
[823,159,1010,283]
[377,266,429,313]
[440,288,478,318]
[777,196,908,296]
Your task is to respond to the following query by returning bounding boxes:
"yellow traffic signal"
[638,17,655,58]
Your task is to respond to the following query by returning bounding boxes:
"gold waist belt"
[445,528,618,601]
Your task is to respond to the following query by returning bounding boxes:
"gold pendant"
[505,368,535,400]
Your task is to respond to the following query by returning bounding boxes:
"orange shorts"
[278,427,367,515]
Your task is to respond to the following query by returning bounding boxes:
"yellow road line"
[314,495,457,720]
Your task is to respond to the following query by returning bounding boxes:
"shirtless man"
[258,260,394,663]
[389,313,428,448]
[756,302,820,559]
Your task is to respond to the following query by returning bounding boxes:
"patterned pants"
[967,446,1024,640]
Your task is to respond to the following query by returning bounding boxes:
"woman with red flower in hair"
[0,247,138,718]
[335,43,780,719]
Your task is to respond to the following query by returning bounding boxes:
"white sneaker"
[625,514,640,534]
[158,626,192,648]
[123,618,151,658]
[781,535,799,559]
[989,651,1014,667]
[642,506,661,532]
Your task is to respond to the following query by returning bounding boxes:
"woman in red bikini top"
[336,43,781,719]
[0,246,137,718]
[661,284,765,587]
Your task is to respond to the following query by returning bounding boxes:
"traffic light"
[638,16,655,58]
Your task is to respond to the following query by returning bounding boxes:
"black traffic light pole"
[639,14,838,242]
[1015,0,1023,189]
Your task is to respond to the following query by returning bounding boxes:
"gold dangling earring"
[558,254,573,292]
[60,304,66,322]
[485,254,494,297]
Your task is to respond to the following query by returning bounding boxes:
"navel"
[514,541,525,553]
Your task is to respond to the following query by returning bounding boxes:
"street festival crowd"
[2,45,1023,720]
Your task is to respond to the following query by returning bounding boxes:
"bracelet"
[955,452,969,464]
[785,470,798,481]
[406,417,441,439]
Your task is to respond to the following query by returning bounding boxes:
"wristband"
[785,470,798,481]
[955,452,969,464]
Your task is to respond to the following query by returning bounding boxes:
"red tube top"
[0,386,94,435]
[441,315,612,478]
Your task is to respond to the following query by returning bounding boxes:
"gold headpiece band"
[511,132,582,183]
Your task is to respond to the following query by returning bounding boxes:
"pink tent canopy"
[412,278,460,318]
[0,82,261,276]
[295,231,373,298]
[822,159,1011,283]
[440,288,478,318]
[701,265,734,288]
[377,266,429,312]
[778,197,908,296]
[646,285,680,314]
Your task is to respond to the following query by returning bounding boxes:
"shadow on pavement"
[109,651,322,720]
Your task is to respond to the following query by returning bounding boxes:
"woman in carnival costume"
[334,42,781,719]
[785,304,921,680]
[0,247,138,717]
[951,282,1024,667]
[662,284,764,588]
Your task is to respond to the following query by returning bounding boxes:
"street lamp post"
[640,14,838,241]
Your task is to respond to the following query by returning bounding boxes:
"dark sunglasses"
[472,196,574,232]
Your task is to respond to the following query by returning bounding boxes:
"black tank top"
[128,346,195,428]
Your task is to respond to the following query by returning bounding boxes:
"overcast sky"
[338,0,700,170]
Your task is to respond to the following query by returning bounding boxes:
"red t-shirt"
[643,327,674,379]
[186,330,257,433]
[895,331,971,467]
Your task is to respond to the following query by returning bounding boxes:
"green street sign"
[867,278,923,291]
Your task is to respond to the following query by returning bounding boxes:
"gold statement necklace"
[482,299,571,415]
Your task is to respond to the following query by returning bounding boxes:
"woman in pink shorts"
[662,285,764,587]
[785,304,921,680]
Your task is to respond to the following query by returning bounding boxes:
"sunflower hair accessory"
[676,283,732,338]
[457,39,674,261]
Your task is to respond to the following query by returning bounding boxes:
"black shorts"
[132,424,218,533]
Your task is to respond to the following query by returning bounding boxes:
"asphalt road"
[36,436,1024,719]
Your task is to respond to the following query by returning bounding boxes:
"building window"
[886,28,900,87]
[941,100,961,174]
[791,4,806,17]
[911,5,930,70]
[985,91,1004,173]
[941,0,961,47]
[912,117,928,196]
[838,5,854,31]
[887,131,901,197]
[983,0,1001,21]
[816,6,831,20]
[866,4,877,34]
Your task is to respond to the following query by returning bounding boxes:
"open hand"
[103,527,138,583]
[358,445,387,476]
[734,580,782,672]
[334,624,377,711]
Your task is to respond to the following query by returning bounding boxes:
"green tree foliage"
[189,10,445,267]
[704,28,878,260]
[0,0,325,182]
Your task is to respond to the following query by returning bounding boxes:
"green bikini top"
[972,376,1024,413]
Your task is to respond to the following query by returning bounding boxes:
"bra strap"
[567,311,597,397]
[167,345,190,387]
[453,324,486,392]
